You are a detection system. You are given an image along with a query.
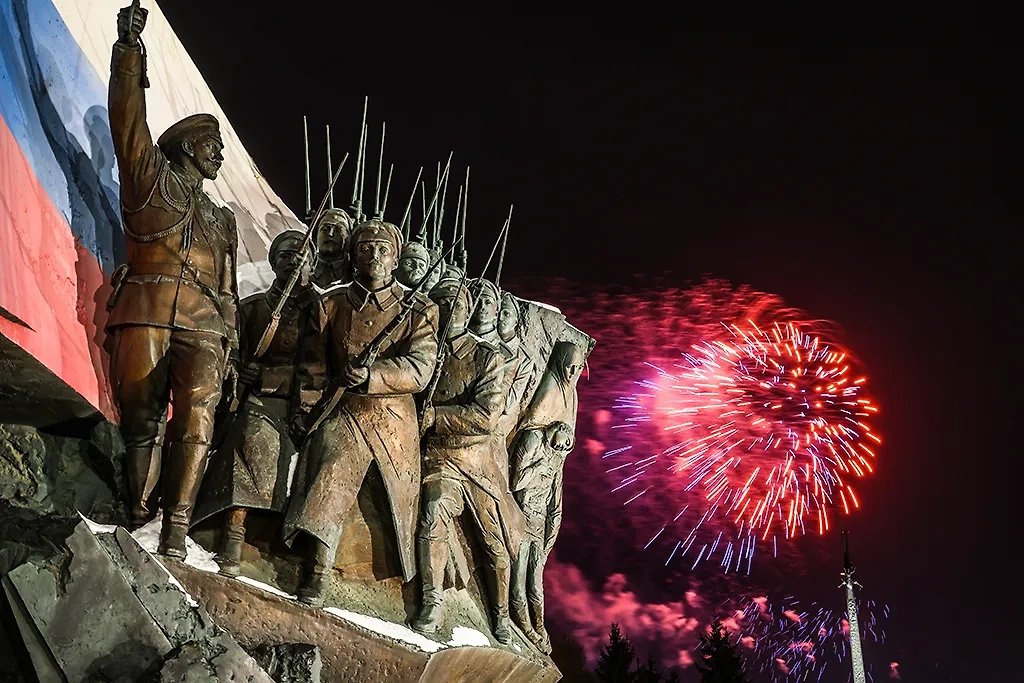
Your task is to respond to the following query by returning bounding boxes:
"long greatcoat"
[423,333,526,557]
[283,280,438,582]
[193,287,317,524]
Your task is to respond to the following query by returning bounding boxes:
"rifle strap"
[254,313,281,360]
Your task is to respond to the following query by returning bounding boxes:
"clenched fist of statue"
[238,362,263,387]
[342,362,370,389]
[117,2,148,45]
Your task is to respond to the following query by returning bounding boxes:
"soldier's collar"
[498,340,517,360]
[347,278,403,312]
[168,162,202,192]
[449,332,475,358]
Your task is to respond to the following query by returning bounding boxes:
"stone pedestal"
[167,560,561,683]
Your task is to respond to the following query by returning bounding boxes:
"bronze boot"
[216,507,247,577]
[158,441,209,559]
[124,445,161,529]
[511,598,539,643]
[297,539,334,607]
[491,562,512,645]
[531,599,551,654]
[411,537,447,634]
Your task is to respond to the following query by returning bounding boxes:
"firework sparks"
[733,595,890,682]
[609,318,881,572]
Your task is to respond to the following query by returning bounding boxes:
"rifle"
[417,266,468,436]
[302,237,463,437]
[219,150,349,427]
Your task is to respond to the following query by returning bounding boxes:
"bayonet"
[414,152,453,245]
[325,124,333,209]
[495,207,511,288]
[373,122,385,218]
[303,115,311,218]
[349,96,368,221]
[479,205,512,282]
[399,166,424,240]
[358,123,368,221]
[381,163,394,219]
[449,185,463,264]
[459,167,469,271]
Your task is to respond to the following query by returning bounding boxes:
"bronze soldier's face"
[354,240,396,282]
[398,255,428,285]
[317,221,349,259]
[471,289,498,331]
[423,261,442,291]
[186,135,224,180]
[497,295,518,342]
[434,288,469,339]
[274,248,311,288]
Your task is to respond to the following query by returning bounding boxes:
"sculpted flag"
[0,0,299,419]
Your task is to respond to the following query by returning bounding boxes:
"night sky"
[166,5,1010,680]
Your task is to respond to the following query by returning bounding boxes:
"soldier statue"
[422,247,445,294]
[106,3,240,558]
[192,230,318,577]
[508,421,573,653]
[412,275,520,644]
[395,240,431,288]
[284,220,438,606]
[468,278,501,346]
[311,208,352,290]
[495,291,541,443]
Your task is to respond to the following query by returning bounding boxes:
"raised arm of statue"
[366,302,439,395]
[108,39,162,214]
[435,348,505,436]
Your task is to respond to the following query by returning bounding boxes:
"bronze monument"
[106,3,240,559]
[412,276,522,644]
[191,230,319,576]
[311,208,353,289]
[284,219,439,606]
[509,421,574,653]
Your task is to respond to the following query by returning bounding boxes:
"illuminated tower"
[840,530,867,683]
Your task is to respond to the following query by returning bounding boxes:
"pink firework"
[610,317,881,572]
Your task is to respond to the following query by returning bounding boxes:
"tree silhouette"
[635,653,664,683]
[549,628,595,683]
[595,623,637,683]
[694,618,750,683]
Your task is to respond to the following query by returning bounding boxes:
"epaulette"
[409,289,434,312]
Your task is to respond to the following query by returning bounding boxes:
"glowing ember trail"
[609,318,881,573]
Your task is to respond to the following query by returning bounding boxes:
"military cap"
[431,274,473,313]
[469,277,500,302]
[269,230,308,263]
[500,290,521,317]
[157,113,221,157]
[442,263,465,281]
[319,208,352,229]
[401,240,431,263]
[351,219,402,255]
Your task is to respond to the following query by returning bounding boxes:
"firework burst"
[608,317,881,573]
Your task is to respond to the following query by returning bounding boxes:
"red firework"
[612,317,881,571]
